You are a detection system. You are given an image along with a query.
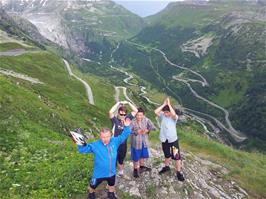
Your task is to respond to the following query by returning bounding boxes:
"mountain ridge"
[1,0,145,56]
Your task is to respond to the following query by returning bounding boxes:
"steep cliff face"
[0,8,50,48]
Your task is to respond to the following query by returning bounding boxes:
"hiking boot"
[176,171,185,181]
[107,191,117,199]
[133,169,139,178]
[87,192,96,199]
[140,166,152,173]
[158,166,170,175]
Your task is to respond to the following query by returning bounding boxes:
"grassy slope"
[146,1,259,28]
[0,75,93,198]
[0,42,29,52]
[0,41,116,198]
[62,1,144,43]
[70,64,115,111]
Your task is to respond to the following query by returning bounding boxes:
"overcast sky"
[114,0,183,17]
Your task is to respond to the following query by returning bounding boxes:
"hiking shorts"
[162,139,181,160]
[117,142,127,165]
[89,175,116,189]
[131,143,149,162]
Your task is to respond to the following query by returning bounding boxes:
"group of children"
[73,98,185,199]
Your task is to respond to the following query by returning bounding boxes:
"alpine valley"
[0,0,265,198]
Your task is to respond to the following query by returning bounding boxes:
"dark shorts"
[89,175,116,189]
[117,142,127,165]
[131,143,149,162]
[162,139,181,160]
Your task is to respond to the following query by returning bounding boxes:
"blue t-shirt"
[159,112,178,143]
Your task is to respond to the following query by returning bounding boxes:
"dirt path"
[0,49,27,56]
[0,68,44,84]
[173,76,247,142]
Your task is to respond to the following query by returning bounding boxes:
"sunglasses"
[119,113,127,116]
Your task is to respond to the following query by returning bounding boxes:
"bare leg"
[133,161,139,169]
[108,186,115,192]
[88,186,95,193]
[133,160,140,177]
[175,159,182,172]
[140,158,145,167]
[164,157,171,166]
[175,159,185,181]
[117,163,124,171]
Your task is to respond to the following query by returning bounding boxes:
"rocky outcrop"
[115,146,248,199]
[181,34,215,58]
[81,144,248,199]
[0,8,54,48]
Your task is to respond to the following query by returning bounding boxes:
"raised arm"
[114,118,132,145]
[109,101,121,118]
[128,101,138,117]
[77,143,93,154]
[121,101,138,117]
[154,99,167,116]
[166,98,177,120]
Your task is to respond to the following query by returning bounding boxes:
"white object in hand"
[70,131,86,146]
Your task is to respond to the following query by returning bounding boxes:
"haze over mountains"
[114,0,176,17]
[0,0,266,198]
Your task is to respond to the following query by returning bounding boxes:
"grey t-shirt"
[159,112,178,143]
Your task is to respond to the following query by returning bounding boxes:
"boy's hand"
[137,129,149,134]
[120,101,128,105]
[166,97,170,105]
[163,98,168,105]
[124,117,131,126]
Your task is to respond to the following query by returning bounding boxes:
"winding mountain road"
[109,64,161,106]
[127,40,209,87]
[114,86,134,104]
[63,59,95,105]
[110,43,216,136]
[173,76,246,142]
[126,40,247,142]
[0,49,28,56]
